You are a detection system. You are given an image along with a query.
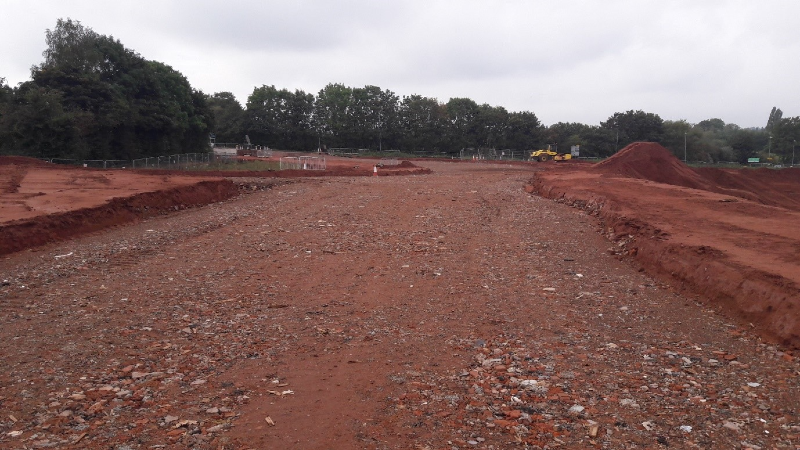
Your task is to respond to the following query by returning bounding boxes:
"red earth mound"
[594,142,800,210]
[594,142,716,190]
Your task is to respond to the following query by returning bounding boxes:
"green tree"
[348,85,399,150]
[208,92,244,143]
[445,97,481,151]
[503,111,543,152]
[729,128,761,163]
[547,122,589,150]
[546,122,616,157]
[601,110,664,149]
[766,107,783,135]
[313,83,353,148]
[0,77,11,111]
[2,83,81,158]
[130,61,211,157]
[247,85,315,150]
[763,107,800,163]
[696,118,725,133]
[398,94,448,152]
[12,18,212,159]
[247,85,290,146]
[663,118,743,163]
[577,126,617,157]
[285,89,316,150]
[0,78,12,152]
[475,104,508,149]
[661,120,692,160]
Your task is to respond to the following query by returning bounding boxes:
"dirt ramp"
[594,142,715,190]
[0,180,238,256]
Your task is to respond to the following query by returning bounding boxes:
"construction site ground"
[0,152,799,449]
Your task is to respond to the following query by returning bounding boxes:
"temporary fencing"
[130,153,213,169]
[458,148,526,161]
[279,156,327,170]
[83,160,129,168]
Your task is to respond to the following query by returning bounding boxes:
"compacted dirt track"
[1,160,799,449]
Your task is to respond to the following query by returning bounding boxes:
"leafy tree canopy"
[207,92,244,143]
[601,110,664,145]
[1,18,211,159]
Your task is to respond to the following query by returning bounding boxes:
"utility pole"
[684,132,687,162]
[793,140,796,166]
[768,135,772,158]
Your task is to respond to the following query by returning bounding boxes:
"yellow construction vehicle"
[529,144,572,162]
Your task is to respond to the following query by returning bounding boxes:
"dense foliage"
[0,19,212,160]
[2,19,799,164]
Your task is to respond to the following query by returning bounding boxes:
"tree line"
[2,19,799,164]
[0,19,211,161]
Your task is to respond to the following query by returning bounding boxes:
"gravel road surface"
[1,161,798,449]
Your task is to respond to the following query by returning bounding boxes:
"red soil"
[594,142,715,190]
[593,142,800,210]
[531,142,800,347]
[0,180,239,256]
[0,156,429,256]
[1,156,798,449]
[0,155,53,167]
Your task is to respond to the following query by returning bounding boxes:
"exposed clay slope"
[695,166,800,211]
[529,145,800,348]
[0,180,239,256]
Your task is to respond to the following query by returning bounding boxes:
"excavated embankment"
[0,180,239,256]
[529,142,800,348]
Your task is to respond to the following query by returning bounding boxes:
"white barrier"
[279,156,327,170]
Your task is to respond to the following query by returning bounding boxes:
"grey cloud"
[2,0,799,127]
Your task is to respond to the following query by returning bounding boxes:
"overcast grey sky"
[2,0,798,128]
